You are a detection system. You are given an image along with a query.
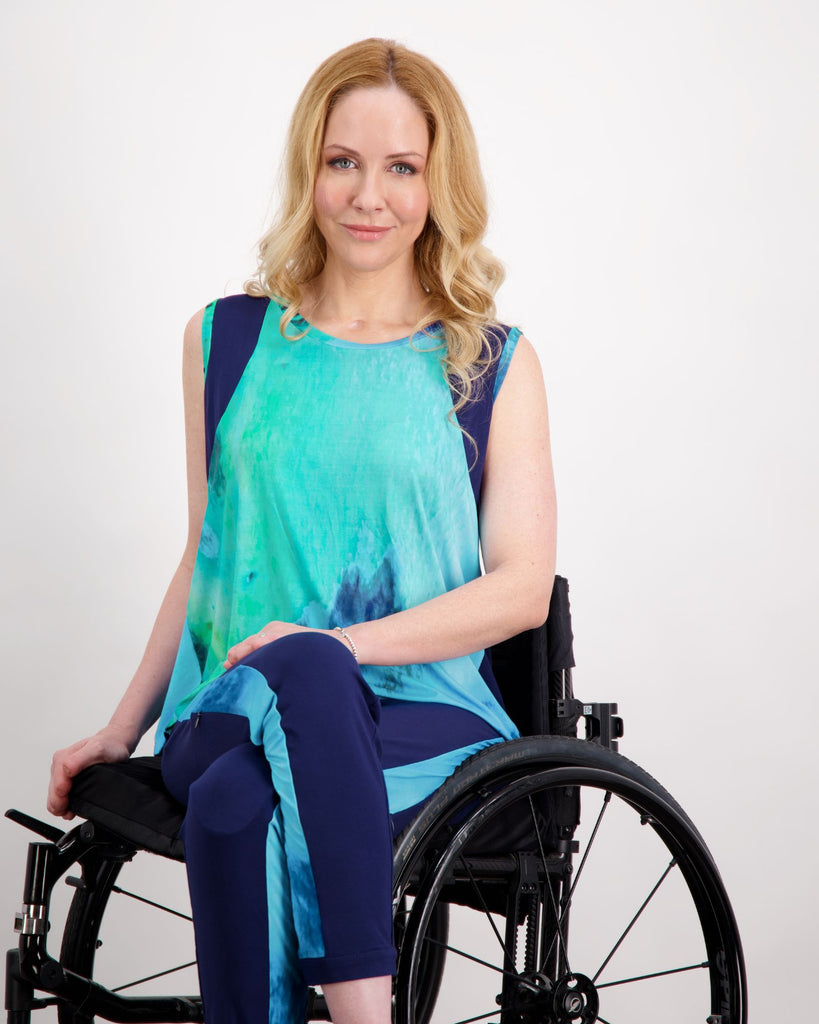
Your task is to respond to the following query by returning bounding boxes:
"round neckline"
[287,306,443,350]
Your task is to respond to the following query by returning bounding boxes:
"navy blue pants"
[160,633,503,1024]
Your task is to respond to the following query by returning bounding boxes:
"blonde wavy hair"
[245,37,506,407]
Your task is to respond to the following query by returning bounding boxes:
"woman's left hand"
[224,622,348,669]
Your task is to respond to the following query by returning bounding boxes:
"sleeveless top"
[154,295,521,751]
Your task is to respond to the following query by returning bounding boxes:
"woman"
[47,38,556,1024]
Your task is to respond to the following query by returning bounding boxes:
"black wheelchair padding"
[69,755,185,860]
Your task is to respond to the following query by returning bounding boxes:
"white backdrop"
[2,2,817,1021]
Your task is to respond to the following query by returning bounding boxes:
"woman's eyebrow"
[324,143,426,160]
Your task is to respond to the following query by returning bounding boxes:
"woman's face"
[313,86,431,278]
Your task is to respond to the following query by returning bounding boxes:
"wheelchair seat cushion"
[69,756,186,860]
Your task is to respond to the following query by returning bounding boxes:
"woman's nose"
[352,170,385,213]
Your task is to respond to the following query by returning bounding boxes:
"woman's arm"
[47,308,208,818]
[225,334,556,668]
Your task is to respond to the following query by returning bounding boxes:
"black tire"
[393,737,746,1024]
[58,851,125,1024]
[394,900,450,1024]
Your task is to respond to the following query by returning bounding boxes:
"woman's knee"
[245,631,378,720]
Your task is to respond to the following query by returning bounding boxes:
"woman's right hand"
[48,727,134,820]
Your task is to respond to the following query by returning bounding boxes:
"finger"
[63,738,89,755]
[51,738,90,770]
[224,621,286,668]
[48,799,75,821]
[46,794,74,819]
[63,737,128,778]
[224,641,248,668]
[224,634,263,667]
[51,737,92,776]
[58,742,99,780]
[48,760,77,816]
[51,769,74,796]
[50,755,73,793]
[47,773,73,817]
[61,752,94,779]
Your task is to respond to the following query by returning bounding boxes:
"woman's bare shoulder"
[184,306,207,341]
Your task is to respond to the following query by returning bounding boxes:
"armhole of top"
[492,325,522,400]
[202,300,217,377]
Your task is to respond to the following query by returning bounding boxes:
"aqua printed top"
[154,295,521,750]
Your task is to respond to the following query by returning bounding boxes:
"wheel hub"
[551,974,599,1024]
[507,971,599,1024]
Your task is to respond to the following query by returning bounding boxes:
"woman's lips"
[341,224,392,241]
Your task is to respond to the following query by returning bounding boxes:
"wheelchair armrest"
[69,757,186,860]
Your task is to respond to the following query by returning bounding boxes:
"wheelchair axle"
[499,969,599,1024]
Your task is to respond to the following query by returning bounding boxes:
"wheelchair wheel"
[393,737,746,1024]
[57,845,201,1024]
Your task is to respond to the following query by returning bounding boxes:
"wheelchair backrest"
[489,575,576,737]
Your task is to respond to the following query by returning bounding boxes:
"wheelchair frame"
[6,578,747,1024]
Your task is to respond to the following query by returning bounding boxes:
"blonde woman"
[48,38,556,1024]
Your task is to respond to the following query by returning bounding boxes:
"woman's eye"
[329,157,355,170]
[391,162,417,176]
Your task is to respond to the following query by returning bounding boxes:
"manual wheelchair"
[6,578,747,1024]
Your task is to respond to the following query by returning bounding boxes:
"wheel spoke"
[592,858,677,984]
[542,789,612,972]
[450,1007,512,1024]
[111,960,198,992]
[528,795,572,977]
[421,934,518,980]
[596,961,709,989]
[112,884,193,922]
[561,790,611,912]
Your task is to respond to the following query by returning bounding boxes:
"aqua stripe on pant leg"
[267,803,309,1024]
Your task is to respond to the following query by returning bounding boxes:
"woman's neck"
[301,260,429,343]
